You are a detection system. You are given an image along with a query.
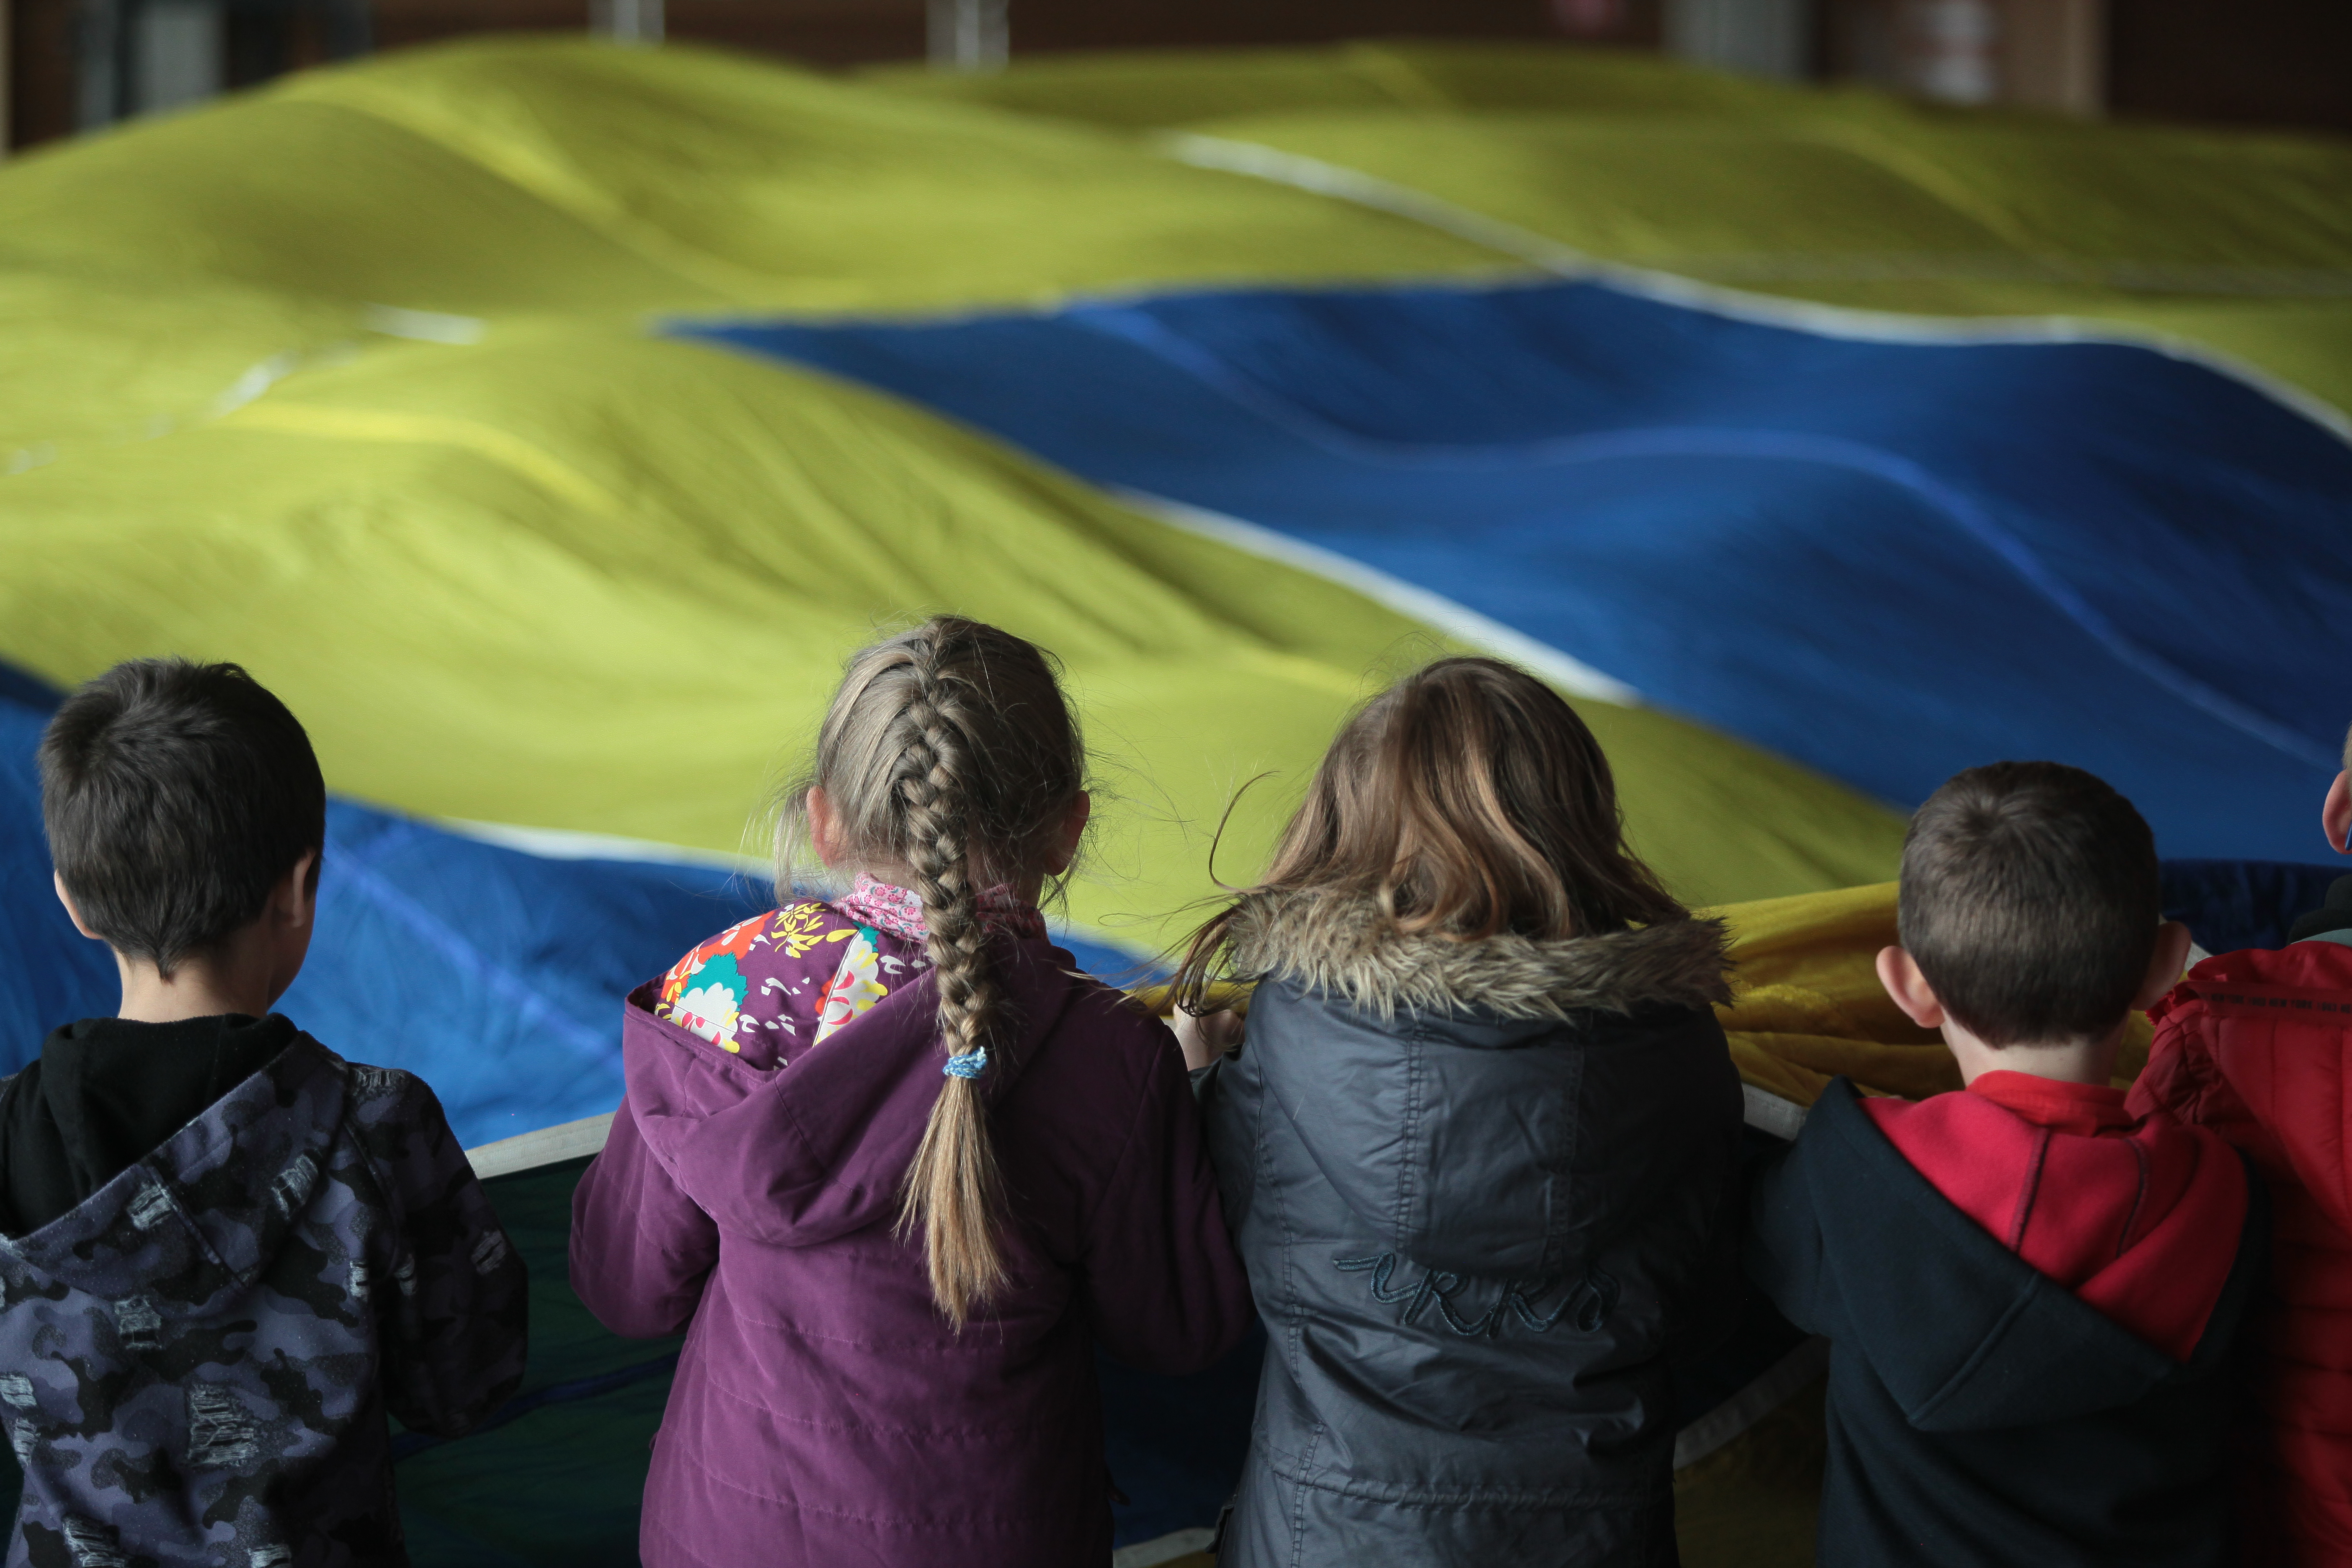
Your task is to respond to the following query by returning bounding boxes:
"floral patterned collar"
[833,873,1047,944]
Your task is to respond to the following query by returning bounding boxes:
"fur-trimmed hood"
[1224,887,1734,1021]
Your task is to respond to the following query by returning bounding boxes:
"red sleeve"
[1078,1022,1255,1375]
[569,1093,721,1338]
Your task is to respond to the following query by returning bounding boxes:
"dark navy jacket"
[1199,891,1744,1568]
[1747,1077,2267,1568]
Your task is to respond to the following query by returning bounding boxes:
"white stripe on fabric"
[1157,131,2352,448]
[1115,490,1640,707]
[434,818,769,874]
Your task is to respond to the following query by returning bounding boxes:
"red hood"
[1866,1075,2248,1362]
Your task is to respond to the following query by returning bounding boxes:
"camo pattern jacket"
[0,1036,528,1568]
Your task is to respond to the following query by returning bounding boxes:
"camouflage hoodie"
[0,1035,527,1568]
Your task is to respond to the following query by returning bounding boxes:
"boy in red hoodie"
[1748,761,2264,1568]
[2130,733,2352,1566]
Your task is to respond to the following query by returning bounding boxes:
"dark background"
[7,0,2350,157]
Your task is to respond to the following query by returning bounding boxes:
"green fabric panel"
[392,1157,676,1566]
[0,38,1496,323]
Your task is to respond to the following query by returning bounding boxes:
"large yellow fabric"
[1715,883,1958,1105]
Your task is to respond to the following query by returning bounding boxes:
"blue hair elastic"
[942,1049,988,1081]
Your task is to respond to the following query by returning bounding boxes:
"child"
[4,659,528,1565]
[1747,761,2262,1568]
[568,616,1252,1568]
[1169,656,1746,1568]
[2130,732,2352,1566]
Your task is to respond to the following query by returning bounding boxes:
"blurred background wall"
[4,0,2347,157]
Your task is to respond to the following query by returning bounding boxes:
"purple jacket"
[570,897,1251,1568]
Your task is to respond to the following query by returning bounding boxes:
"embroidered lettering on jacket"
[1334,1253,1620,1337]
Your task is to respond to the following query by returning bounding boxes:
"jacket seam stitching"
[1395,1022,1423,1256]
[1289,1421,1322,1568]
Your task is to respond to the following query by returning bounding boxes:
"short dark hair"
[1898,761,2159,1046]
[40,660,325,977]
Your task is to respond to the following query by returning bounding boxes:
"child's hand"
[1171,1008,1244,1072]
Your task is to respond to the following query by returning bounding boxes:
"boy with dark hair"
[1747,761,2264,1568]
[3,659,526,1566]
[2131,728,2352,1566]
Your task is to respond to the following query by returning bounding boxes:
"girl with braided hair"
[571,617,1251,1568]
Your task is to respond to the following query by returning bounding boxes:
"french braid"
[893,637,1008,1321]
[779,616,1086,1326]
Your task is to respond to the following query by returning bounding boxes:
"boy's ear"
[2325,771,2352,856]
[2135,920,2195,1011]
[1875,945,1945,1030]
[51,873,102,942]
[275,851,319,931]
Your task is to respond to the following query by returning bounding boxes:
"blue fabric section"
[0,679,1144,1148]
[683,279,2352,862]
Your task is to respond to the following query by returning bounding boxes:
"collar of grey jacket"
[1220,887,1734,1021]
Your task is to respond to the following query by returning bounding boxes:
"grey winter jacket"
[1200,891,1745,1568]
[0,1034,528,1568]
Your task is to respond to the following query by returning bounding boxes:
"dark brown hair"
[41,659,324,978]
[1898,761,2160,1046]
[1174,656,1684,1001]
[776,617,1085,1326]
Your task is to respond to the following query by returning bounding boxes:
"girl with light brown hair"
[571,615,1252,1568]
[1175,655,1745,1568]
